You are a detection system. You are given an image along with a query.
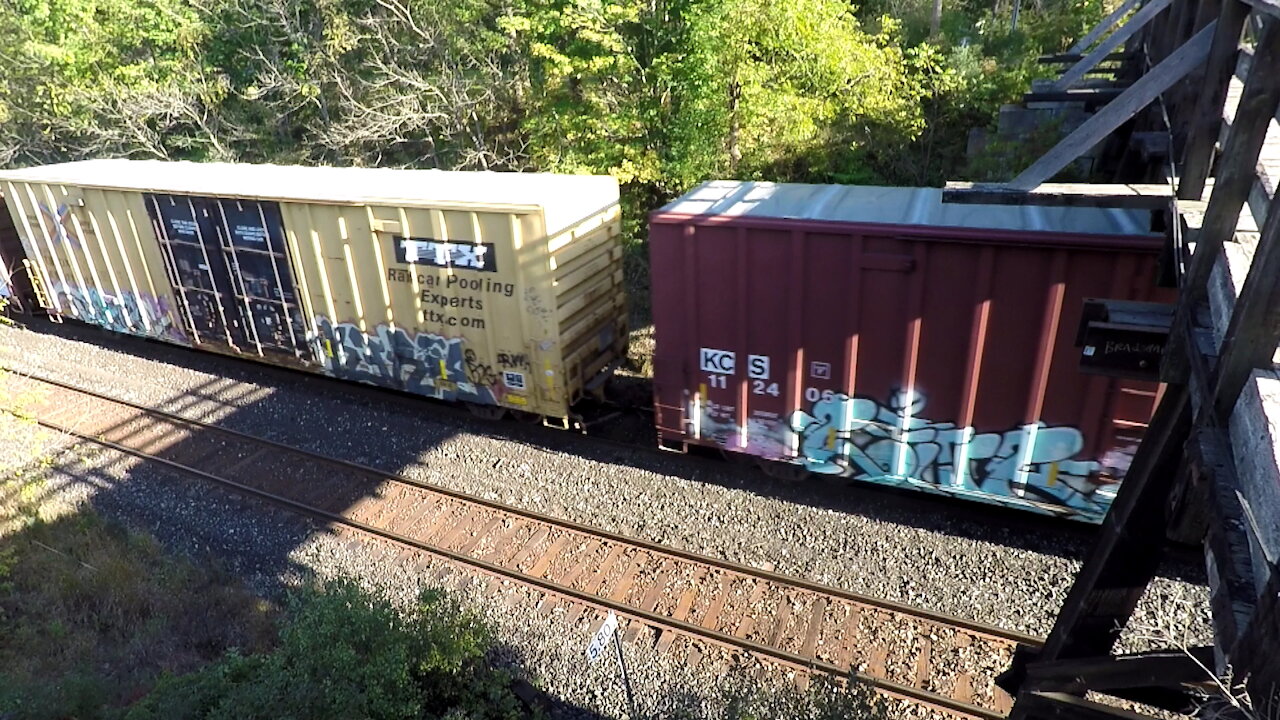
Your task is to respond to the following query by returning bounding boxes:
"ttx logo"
[395,237,498,272]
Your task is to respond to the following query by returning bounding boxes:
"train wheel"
[465,403,508,421]
[756,459,810,482]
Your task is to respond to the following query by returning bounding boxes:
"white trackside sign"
[586,611,620,664]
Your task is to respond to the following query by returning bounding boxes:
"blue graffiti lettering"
[53,283,185,343]
[787,389,1115,513]
[689,387,1123,515]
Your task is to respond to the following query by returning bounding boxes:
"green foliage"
[506,0,657,184]
[195,0,524,168]
[510,0,925,195]
[0,0,1110,213]
[0,671,115,720]
[127,579,523,720]
[0,0,211,164]
[0,546,15,607]
[675,2,923,185]
[856,0,1107,184]
[966,113,1091,181]
[0,0,1108,373]
[0,506,276,720]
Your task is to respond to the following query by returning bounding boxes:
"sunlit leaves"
[0,0,1107,191]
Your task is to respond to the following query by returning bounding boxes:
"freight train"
[0,160,1169,522]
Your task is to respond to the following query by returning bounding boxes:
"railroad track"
[5,371,1041,718]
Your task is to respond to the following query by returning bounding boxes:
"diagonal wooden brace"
[1007,22,1217,192]
[1056,0,1174,90]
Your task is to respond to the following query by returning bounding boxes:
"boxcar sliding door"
[145,194,312,364]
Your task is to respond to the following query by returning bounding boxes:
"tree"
[0,0,1108,199]
[504,0,667,186]
[0,0,215,165]
[509,0,926,195]
[197,0,525,168]
[680,0,926,184]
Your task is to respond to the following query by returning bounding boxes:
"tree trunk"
[728,79,742,173]
[931,0,943,35]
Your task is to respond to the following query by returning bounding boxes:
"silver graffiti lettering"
[313,317,499,405]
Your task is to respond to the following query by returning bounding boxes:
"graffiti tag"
[497,352,531,370]
[464,348,500,388]
[52,283,185,343]
[39,203,80,249]
[690,387,1121,516]
[788,390,1114,513]
[314,317,497,404]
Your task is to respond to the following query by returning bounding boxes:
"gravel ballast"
[0,320,1213,716]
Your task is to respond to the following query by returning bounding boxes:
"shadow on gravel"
[11,316,1207,587]
[0,456,629,719]
[6,318,461,623]
[7,455,698,719]
[2,319,711,717]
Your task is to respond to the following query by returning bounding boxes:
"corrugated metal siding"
[2,181,188,343]
[0,192,35,310]
[650,210,1169,521]
[283,201,575,415]
[278,197,627,417]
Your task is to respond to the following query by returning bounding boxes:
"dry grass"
[0,367,278,717]
[0,510,279,708]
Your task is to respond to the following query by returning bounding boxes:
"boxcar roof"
[0,159,620,237]
[657,181,1157,237]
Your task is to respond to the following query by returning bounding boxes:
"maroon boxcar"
[649,182,1168,521]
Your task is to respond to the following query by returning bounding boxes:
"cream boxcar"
[0,160,627,421]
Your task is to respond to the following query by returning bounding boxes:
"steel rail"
[31,409,1009,720]
[14,369,1043,650]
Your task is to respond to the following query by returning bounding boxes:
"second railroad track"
[6,371,1041,719]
